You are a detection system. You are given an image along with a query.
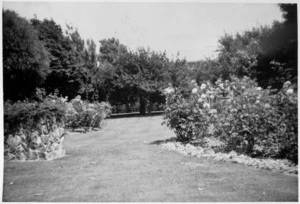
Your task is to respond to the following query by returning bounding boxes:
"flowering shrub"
[65,95,112,130]
[163,77,298,163]
[5,94,112,136]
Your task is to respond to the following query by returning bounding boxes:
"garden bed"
[159,137,298,175]
[4,94,112,161]
[163,77,298,165]
[4,116,66,161]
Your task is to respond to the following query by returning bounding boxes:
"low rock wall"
[4,116,66,161]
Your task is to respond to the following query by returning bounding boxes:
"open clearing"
[3,116,298,202]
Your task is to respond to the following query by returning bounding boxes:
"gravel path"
[3,116,298,201]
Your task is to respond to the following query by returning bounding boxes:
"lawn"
[2,116,298,202]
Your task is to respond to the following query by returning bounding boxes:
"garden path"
[3,116,298,201]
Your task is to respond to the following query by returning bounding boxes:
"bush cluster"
[4,96,66,137]
[65,96,112,130]
[4,94,112,137]
[163,76,297,163]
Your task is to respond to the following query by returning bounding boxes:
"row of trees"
[3,9,191,114]
[190,4,297,90]
[3,4,297,114]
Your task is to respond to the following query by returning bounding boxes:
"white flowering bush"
[162,85,216,142]
[163,76,298,163]
[65,95,112,130]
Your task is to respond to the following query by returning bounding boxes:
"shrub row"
[4,97,65,137]
[163,76,297,163]
[4,94,112,137]
[111,102,163,114]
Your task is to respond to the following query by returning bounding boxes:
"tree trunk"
[139,97,147,115]
[126,103,130,113]
[147,100,152,115]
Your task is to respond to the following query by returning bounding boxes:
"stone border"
[4,116,66,161]
[160,141,298,175]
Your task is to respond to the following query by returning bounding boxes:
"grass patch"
[3,116,298,202]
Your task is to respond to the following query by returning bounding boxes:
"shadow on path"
[149,137,177,145]
[108,111,164,119]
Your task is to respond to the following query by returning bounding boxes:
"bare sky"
[3,2,284,61]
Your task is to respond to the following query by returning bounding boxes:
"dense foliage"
[3,10,187,114]
[163,77,297,163]
[4,93,112,136]
[65,96,111,130]
[190,4,297,90]
[3,10,50,101]
[3,4,298,163]
[256,4,297,89]
[3,4,297,114]
[31,18,90,99]
[4,96,66,136]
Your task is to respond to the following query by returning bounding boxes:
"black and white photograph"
[2,0,298,202]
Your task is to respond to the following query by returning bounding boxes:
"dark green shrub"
[4,97,66,137]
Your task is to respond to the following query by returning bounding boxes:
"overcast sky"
[3,2,284,61]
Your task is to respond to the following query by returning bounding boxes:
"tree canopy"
[191,4,297,90]
[3,4,297,114]
[3,10,50,101]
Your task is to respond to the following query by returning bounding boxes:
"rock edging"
[160,142,298,175]
[4,116,66,161]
